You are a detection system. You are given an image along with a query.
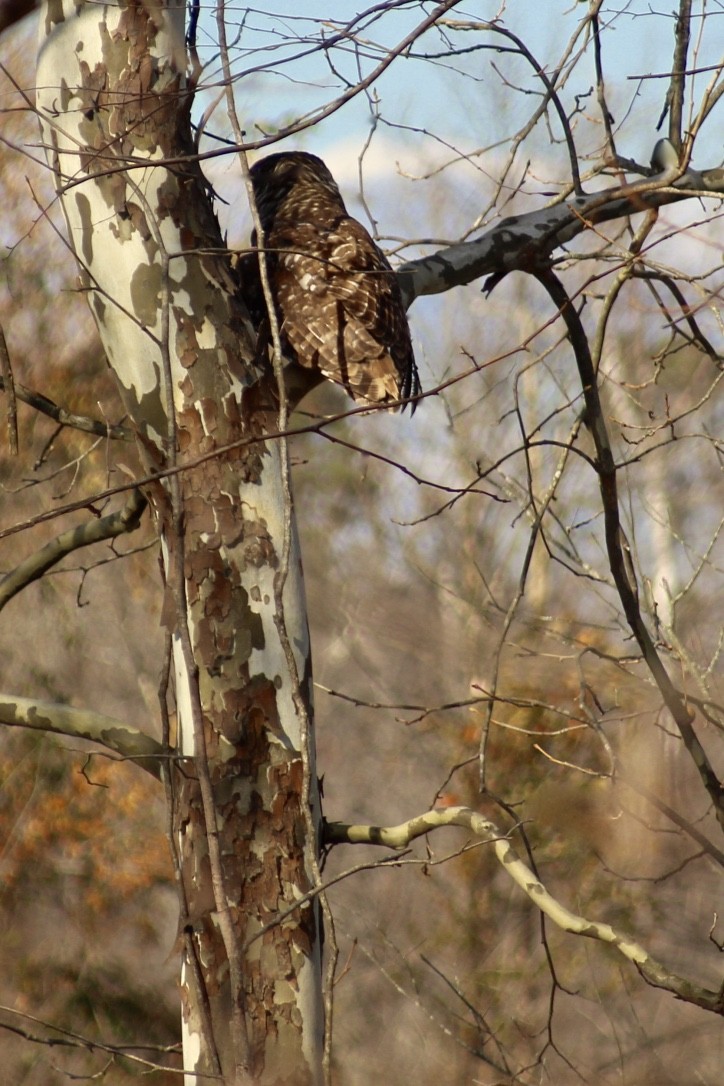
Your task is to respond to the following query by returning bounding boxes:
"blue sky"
[199,2,722,161]
[202,2,723,444]
[199,1,722,248]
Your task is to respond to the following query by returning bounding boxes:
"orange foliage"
[0,735,171,914]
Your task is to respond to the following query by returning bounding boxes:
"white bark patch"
[244,461,311,751]
[180,957,203,1086]
[37,0,190,422]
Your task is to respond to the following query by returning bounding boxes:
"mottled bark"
[36,1,323,1082]
[398,166,724,306]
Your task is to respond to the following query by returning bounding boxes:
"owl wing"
[271,216,419,407]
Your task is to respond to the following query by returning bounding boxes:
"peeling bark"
[36,2,324,1082]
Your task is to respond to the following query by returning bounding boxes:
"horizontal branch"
[0,375,132,441]
[0,1003,183,1076]
[0,693,164,779]
[326,807,724,1015]
[399,165,724,305]
[0,488,148,611]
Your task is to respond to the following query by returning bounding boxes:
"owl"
[239,152,420,411]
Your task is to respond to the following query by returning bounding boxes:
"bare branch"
[0,326,18,454]
[666,1,692,151]
[0,1004,188,1077]
[533,266,724,832]
[617,775,724,870]
[0,693,164,779]
[399,166,724,305]
[591,8,618,164]
[0,488,147,611]
[326,806,724,1014]
[0,373,132,440]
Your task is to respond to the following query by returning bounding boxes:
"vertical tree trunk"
[36,2,324,1082]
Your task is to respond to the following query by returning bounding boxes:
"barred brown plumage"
[239,151,420,411]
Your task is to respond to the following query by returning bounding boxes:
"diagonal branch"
[399,165,724,305]
[325,806,724,1015]
[533,266,724,833]
[0,488,147,611]
[0,693,164,779]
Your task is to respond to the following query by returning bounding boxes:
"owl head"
[249,152,345,231]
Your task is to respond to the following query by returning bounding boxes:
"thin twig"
[0,374,132,440]
[0,488,147,611]
[533,265,724,831]
[0,326,18,454]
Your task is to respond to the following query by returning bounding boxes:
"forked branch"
[326,807,724,1014]
[533,266,724,832]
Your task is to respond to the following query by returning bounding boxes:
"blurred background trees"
[1,1,722,1082]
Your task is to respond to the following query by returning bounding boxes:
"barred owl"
[240,152,420,410]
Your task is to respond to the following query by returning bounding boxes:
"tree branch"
[533,266,724,832]
[667,1,692,152]
[0,326,18,455]
[0,374,132,441]
[399,165,724,305]
[0,693,164,779]
[0,1004,183,1076]
[326,806,724,1015]
[0,488,147,611]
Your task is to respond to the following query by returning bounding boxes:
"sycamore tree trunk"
[36,1,324,1082]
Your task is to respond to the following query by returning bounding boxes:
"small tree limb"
[667,1,692,151]
[0,693,164,778]
[0,374,132,441]
[326,806,724,1014]
[0,488,148,612]
[0,327,18,455]
[533,266,724,832]
[399,165,724,305]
